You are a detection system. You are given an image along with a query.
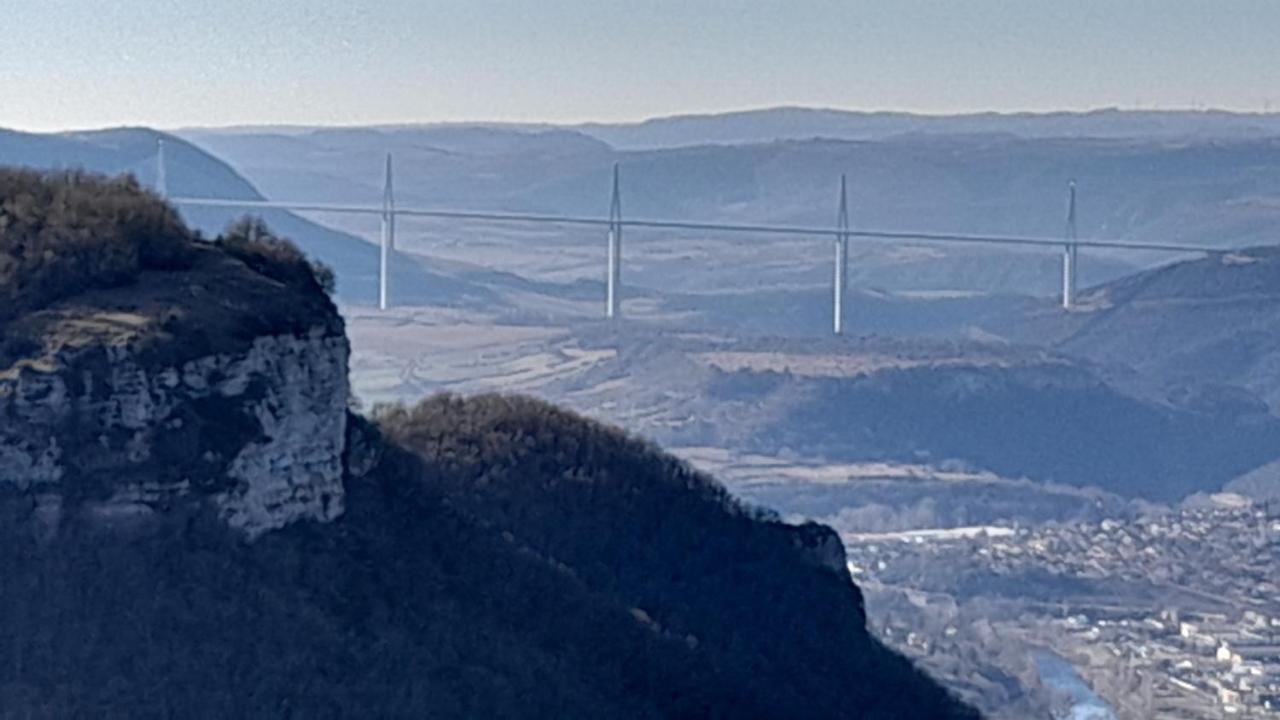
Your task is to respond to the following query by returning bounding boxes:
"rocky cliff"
[1,326,348,538]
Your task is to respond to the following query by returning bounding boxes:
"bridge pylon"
[606,164,622,320]
[380,153,396,310]
[1062,180,1079,310]
[834,174,851,335]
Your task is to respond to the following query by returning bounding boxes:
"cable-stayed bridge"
[158,143,1224,335]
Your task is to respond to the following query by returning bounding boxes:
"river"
[1033,650,1117,720]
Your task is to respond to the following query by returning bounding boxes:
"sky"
[2,0,1278,132]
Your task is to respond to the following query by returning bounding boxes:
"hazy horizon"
[182,104,1280,133]
[4,1,1278,133]
[9,104,1280,136]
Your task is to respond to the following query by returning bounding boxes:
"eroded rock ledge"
[0,245,349,539]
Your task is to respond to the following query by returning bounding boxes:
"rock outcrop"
[0,242,348,539]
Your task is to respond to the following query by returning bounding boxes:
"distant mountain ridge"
[180,106,1280,150]
[571,106,1280,150]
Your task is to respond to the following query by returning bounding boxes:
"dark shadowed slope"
[377,393,977,719]
[0,412,978,719]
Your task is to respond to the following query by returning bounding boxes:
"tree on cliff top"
[0,168,193,322]
[0,168,334,329]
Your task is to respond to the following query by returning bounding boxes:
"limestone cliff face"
[0,245,350,539]
[0,327,348,538]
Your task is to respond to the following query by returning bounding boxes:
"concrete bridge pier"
[379,154,395,310]
[606,164,622,319]
[834,174,851,335]
[1062,180,1078,310]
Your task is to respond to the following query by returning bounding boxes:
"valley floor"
[852,505,1280,719]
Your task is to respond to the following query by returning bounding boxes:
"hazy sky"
[3,1,1277,132]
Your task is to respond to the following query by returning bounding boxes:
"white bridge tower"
[1062,180,1079,309]
[834,174,851,335]
[379,154,396,310]
[606,164,622,319]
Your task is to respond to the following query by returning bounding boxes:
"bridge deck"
[169,196,1221,255]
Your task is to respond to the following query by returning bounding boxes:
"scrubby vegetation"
[0,169,334,332]
[374,392,761,521]
[218,216,336,297]
[376,393,976,719]
[0,168,194,324]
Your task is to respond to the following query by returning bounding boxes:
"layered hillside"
[478,328,1279,503]
[1005,246,1280,410]
[971,245,1280,500]
[692,354,1280,502]
[0,170,975,718]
